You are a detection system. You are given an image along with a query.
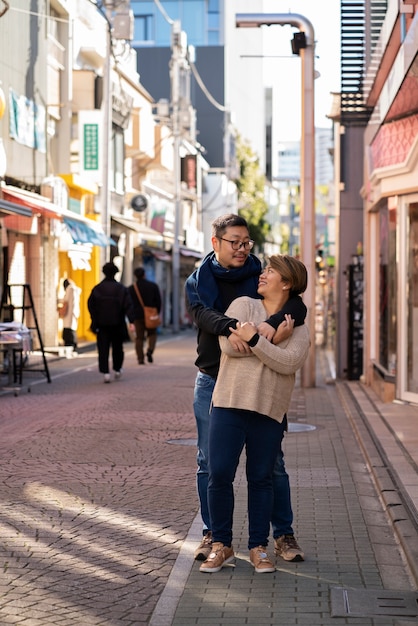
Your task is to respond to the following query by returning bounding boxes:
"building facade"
[331,0,418,405]
[0,0,206,350]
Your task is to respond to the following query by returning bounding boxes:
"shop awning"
[63,217,113,248]
[150,249,171,262]
[0,198,32,218]
[2,186,64,218]
[111,215,163,243]
[2,185,112,247]
[180,247,204,259]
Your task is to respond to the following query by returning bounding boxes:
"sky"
[258,0,341,140]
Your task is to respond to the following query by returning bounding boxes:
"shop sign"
[9,88,46,152]
[79,110,101,183]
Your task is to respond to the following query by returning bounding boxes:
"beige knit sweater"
[212,296,311,423]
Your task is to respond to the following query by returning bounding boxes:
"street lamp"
[236,13,316,388]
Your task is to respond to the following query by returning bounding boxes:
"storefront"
[363,117,418,405]
[0,183,110,347]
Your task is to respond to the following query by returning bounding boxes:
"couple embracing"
[186,213,310,574]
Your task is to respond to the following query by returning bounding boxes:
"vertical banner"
[78,110,102,183]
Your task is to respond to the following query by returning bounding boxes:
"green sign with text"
[83,123,99,170]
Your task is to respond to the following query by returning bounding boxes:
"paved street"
[0,331,417,626]
[0,332,199,625]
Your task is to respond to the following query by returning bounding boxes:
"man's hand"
[229,321,258,344]
[228,331,252,353]
[258,321,276,342]
[273,314,295,344]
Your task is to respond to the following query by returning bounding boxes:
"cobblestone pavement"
[0,332,417,626]
[169,370,417,626]
[0,332,199,625]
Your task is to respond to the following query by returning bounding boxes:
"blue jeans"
[193,371,294,537]
[208,407,285,549]
[193,372,215,531]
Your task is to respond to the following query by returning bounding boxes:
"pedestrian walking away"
[129,267,162,365]
[200,255,310,574]
[87,262,135,383]
[185,213,306,565]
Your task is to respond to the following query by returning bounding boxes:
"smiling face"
[212,225,252,269]
[257,264,290,298]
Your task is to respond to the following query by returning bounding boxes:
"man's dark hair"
[211,213,249,238]
[102,262,119,278]
[134,267,145,280]
[63,279,70,290]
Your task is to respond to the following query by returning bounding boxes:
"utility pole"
[170,21,187,333]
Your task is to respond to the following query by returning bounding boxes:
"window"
[208,0,220,45]
[133,13,154,44]
[406,202,418,392]
[111,126,125,195]
[378,202,397,372]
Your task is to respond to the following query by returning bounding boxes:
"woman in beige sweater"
[200,255,310,574]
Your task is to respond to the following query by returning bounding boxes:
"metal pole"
[299,37,316,388]
[101,2,113,264]
[171,21,181,333]
[236,13,316,387]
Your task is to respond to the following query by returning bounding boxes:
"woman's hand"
[273,314,295,345]
[258,321,276,342]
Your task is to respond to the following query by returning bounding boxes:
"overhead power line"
[152,0,227,113]
[188,57,229,113]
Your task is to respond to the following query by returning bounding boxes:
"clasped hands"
[228,314,294,353]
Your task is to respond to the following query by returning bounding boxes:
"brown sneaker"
[194,531,213,561]
[274,534,305,562]
[199,542,235,573]
[250,546,275,573]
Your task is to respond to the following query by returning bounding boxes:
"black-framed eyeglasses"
[218,237,254,251]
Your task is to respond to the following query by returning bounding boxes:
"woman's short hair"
[268,255,308,295]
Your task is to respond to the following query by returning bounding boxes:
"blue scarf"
[185,251,262,311]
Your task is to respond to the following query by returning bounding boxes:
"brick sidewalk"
[0,332,416,625]
[0,333,200,625]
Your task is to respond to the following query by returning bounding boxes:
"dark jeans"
[208,407,285,549]
[193,371,294,537]
[96,325,125,374]
[133,319,157,363]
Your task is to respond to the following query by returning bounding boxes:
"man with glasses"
[185,214,305,564]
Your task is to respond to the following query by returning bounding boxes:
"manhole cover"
[331,587,418,617]
[167,438,197,446]
[288,422,316,432]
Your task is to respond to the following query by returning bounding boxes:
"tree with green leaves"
[234,136,270,248]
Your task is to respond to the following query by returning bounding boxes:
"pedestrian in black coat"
[88,262,135,383]
[128,267,162,364]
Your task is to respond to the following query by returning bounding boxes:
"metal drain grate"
[331,587,418,617]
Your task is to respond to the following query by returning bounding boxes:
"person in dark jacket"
[88,262,135,383]
[128,267,162,364]
[185,214,307,564]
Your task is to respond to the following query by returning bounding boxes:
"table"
[0,338,22,395]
